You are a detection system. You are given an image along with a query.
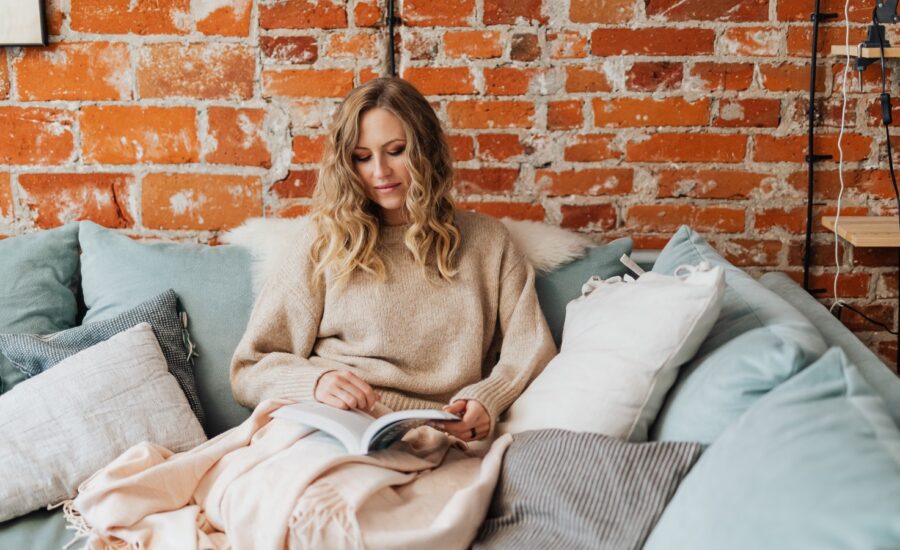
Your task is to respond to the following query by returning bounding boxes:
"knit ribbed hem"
[270,365,340,403]
[451,376,520,435]
[377,390,444,413]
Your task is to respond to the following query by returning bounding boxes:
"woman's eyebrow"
[353,138,406,151]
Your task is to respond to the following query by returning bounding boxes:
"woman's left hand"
[437,399,491,442]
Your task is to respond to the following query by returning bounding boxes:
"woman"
[230,77,556,442]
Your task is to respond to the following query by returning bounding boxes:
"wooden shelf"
[831,45,900,58]
[822,216,900,247]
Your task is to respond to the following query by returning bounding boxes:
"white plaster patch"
[99,47,132,99]
[40,49,69,65]
[193,0,248,21]
[172,9,192,32]
[169,190,209,216]
[720,102,745,121]
[237,113,258,149]
[601,58,628,92]
[721,30,779,56]
[228,184,252,198]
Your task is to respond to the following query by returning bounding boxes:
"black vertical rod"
[388,0,396,76]
[803,0,824,291]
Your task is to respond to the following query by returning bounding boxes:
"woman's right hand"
[314,370,379,411]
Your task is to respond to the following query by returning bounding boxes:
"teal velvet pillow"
[535,237,633,348]
[0,224,80,394]
[649,226,826,444]
[644,348,900,550]
[78,222,254,436]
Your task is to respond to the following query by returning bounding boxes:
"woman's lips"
[374,183,401,192]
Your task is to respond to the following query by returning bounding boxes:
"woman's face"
[352,107,411,226]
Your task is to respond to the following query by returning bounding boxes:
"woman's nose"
[373,154,392,177]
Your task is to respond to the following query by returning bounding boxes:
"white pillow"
[0,323,207,521]
[499,263,725,442]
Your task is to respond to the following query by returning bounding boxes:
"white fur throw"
[222,216,593,291]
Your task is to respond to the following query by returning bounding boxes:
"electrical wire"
[830,0,851,313]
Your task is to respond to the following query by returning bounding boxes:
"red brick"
[447,101,534,129]
[593,97,710,127]
[484,0,546,24]
[205,107,271,168]
[268,202,312,219]
[14,42,131,101]
[80,106,198,165]
[263,69,354,98]
[398,31,439,60]
[630,234,675,250]
[548,100,584,130]
[560,204,617,230]
[326,32,379,58]
[687,62,754,92]
[657,169,771,199]
[354,1,382,26]
[535,168,633,196]
[261,36,318,64]
[625,62,682,92]
[46,0,64,35]
[0,173,10,223]
[878,272,898,299]
[719,26,782,56]
[292,135,327,164]
[812,205,869,232]
[196,0,251,36]
[459,202,545,221]
[454,168,520,194]
[795,97,856,129]
[137,43,254,100]
[444,31,503,59]
[564,134,618,162]
[402,0,475,26]
[477,134,526,161]
[511,34,540,61]
[852,247,900,268]
[720,238,783,267]
[626,204,745,233]
[0,108,74,165]
[549,31,588,59]
[754,206,807,233]
[143,173,262,231]
[570,0,635,23]
[787,240,848,267]
[565,65,612,93]
[865,100,900,127]
[626,134,747,163]
[448,135,475,161]
[789,171,899,200]
[715,98,781,128]
[804,271,871,298]
[403,67,476,95]
[777,0,870,23]
[754,134,871,163]
[359,67,380,84]
[646,0,767,21]
[787,26,868,57]
[260,0,347,29]
[0,51,8,99]
[485,67,534,96]
[591,28,715,56]
[71,0,191,34]
[759,63,826,92]
[832,62,892,94]
[18,173,134,229]
[839,303,895,333]
[272,170,318,199]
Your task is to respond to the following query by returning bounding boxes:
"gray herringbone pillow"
[473,429,703,550]
[0,289,203,425]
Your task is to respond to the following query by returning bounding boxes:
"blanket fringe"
[56,499,135,550]
[289,482,364,550]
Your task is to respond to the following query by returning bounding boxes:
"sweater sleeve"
[450,242,557,432]
[229,271,337,409]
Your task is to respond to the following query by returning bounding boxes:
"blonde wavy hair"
[309,77,461,286]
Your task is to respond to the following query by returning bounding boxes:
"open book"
[270,401,460,455]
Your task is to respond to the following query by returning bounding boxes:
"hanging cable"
[830,0,852,313]
[387,0,397,76]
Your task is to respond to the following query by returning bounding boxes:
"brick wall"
[0,0,898,368]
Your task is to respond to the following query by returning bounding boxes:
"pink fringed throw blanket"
[61,400,511,550]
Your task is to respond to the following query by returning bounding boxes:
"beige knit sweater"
[229,210,557,429]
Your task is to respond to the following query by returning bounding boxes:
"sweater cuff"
[377,390,444,413]
[269,365,339,403]
[451,376,519,434]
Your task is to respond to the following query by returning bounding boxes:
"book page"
[363,409,459,452]
[271,402,376,454]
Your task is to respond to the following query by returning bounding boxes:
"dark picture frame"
[0,0,48,47]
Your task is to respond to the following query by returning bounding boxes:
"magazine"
[270,401,460,455]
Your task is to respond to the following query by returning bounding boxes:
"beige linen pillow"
[0,323,207,522]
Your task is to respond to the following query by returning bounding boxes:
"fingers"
[438,400,491,442]
[344,373,379,410]
[442,400,467,416]
[314,371,379,411]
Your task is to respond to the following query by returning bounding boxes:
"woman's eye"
[388,148,405,156]
[353,156,371,162]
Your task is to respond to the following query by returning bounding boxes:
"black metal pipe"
[804,0,824,291]
[388,0,396,76]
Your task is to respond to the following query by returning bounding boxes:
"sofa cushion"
[0,289,204,423]
[534,238,633,348]
[0,224,80,394]
[78,221,254,436]
[644,347,900,550]
[474,429,702,550]
[0,509,70,550]
[649,226,827,444]
[0,324,206,522]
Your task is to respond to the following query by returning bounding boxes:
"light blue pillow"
[535,237,633,348]
[0,224,80,394]
[644,347,900,550]
[650,226,826,443]
[78,222,254,436]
